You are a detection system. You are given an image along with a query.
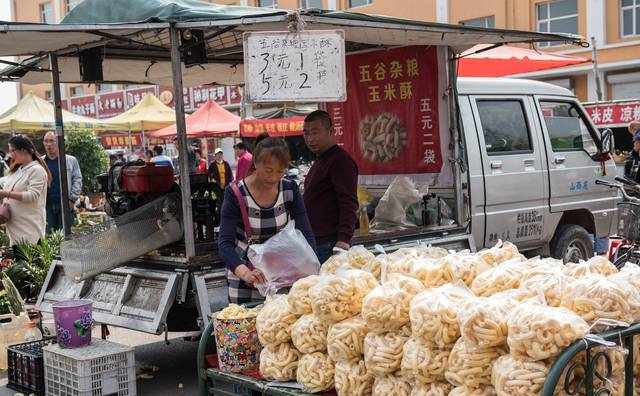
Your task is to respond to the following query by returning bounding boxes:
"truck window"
[476,100,532,155]
[539,100,598,155]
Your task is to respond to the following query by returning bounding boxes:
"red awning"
[149,100,240,139]
[239,116,305,137]
[458,44,590,77]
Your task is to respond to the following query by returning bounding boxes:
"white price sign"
[243,30,346,103]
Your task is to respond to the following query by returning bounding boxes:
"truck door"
[534,98,616,241]
[470,96,548,249]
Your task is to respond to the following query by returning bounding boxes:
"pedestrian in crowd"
[303,110,359,263]
[625,132,640,182]
[42,131,82,234]
[195,148,208,174]
[628,121,640,137]
[218,137,315,303]
[233,142,253,181]
[145,149,154,162]
[209,148,233,189]
[150,145,173,168]
[0,135,50,246]
[247,132,270,177]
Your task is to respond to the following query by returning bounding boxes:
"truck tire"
[551,225,594,263]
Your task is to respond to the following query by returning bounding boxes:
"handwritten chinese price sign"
[243,30,346,103]
[327,46,441,175]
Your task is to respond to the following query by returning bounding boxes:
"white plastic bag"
[248,221,320,296]
[372,176,423,228]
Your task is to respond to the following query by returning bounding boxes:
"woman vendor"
[218,137,316,303]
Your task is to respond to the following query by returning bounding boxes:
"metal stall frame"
[542,323,640,396]
[0,9,588,335]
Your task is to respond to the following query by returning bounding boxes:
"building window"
[65,0,82,13]
[258,0,277,7]
[39,2,53,23]
[300,0,322,8]
[97,84,117,93]
[536,0,578,47]
[70,86,84,97]
[349,0,372,7]
[460,15,495,28]
[45,90,52,101]
[621,0,640,37]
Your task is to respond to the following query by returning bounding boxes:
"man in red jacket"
[303,110,359,263]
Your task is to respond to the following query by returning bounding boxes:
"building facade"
[11,0,640,103]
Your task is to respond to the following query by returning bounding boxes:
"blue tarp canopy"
[61,0,285,24]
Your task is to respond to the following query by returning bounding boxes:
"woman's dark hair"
[153,145,163,156]
[234,142,247,151]
[8,134,51,182]
[254,132,270,150]
[253,137,291,168]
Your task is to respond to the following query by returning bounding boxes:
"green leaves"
[65,129,109,194]
[0,231,63,314]
[1,272,25,316]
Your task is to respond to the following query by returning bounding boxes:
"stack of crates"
[43,338,136,396]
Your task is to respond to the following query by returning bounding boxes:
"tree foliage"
[65,129,109,193]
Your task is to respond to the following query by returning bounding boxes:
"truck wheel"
[551,225,594,263]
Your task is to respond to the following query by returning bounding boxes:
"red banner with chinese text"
[101,134,140,148]
[125,87,157,108]
[192,85,228,109]
[326,46,441,174]
[69,95,97,118]
[97,91,125,119]
[583,100,640,127]
[239,116,305,137]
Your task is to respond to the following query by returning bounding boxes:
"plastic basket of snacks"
[212,304,262,373]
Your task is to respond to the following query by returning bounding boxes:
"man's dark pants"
[46,200,74,234]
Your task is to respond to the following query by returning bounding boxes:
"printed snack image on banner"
[327,46,441,175]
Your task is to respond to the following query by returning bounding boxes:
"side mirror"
[600,128,614,154]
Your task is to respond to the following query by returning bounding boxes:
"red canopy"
[239,116,305,137]
[458,44,589,77]
[149,100,240,139]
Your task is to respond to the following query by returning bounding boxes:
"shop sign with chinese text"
[69,95,97,118]
[583,100,640,127]
[243,30,346,103]
[239,116,305,137]
[97,91,125,119]
[327,46,441,175]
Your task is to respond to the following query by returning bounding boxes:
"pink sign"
[583,100,640,127]
[97,91,125,119]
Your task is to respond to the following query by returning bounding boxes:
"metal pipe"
[447,47,464,229]
[49,52,72,237]
[591,36,604,102]
[169,24,196,259]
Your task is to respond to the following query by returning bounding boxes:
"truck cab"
[458,77,618,262]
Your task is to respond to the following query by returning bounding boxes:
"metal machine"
[37,161,227,335]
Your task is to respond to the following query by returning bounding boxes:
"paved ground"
[0,327,200,396]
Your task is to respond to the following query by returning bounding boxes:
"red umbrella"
[149,100,240,139]
[458,44,590,77]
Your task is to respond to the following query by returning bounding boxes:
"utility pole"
[591,36,603,102]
